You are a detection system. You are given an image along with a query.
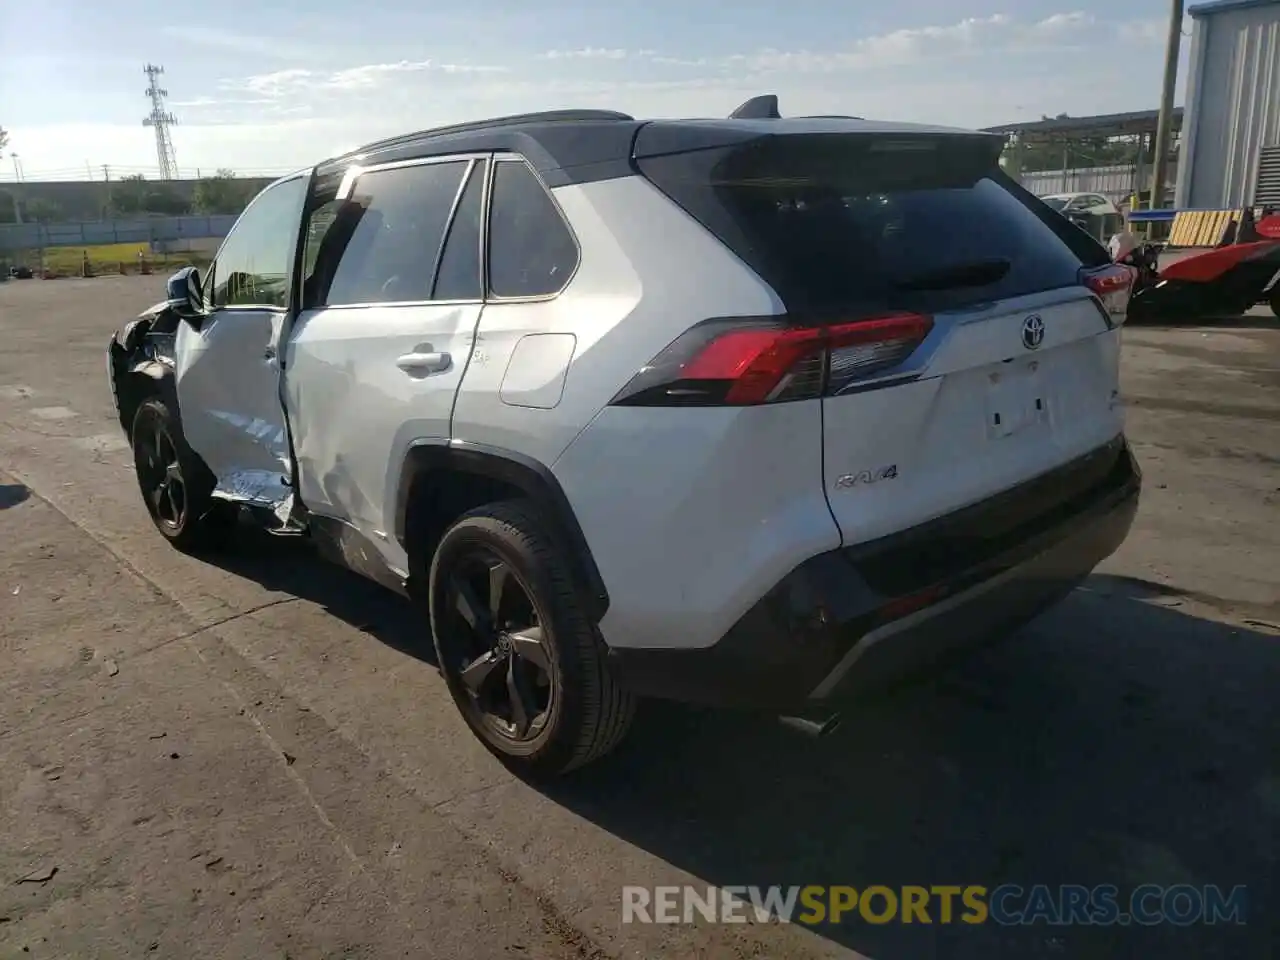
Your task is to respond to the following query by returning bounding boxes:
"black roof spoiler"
[729,95,780,120]
[727,97,866,122]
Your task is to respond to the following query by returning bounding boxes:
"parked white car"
[107,98,1142,776]
[1042,192,1125,243]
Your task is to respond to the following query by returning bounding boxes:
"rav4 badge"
[835,464,898,489]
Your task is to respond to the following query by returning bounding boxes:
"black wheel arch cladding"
[396,440,610,621]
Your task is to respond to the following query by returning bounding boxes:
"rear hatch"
[636,124,1131,546]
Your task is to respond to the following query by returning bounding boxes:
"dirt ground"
[0,275,1276,960]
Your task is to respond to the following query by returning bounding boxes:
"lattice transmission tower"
[142,64,179,179]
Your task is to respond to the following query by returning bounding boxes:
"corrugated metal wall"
[1257,144,1280,203]
[1177,1,1280,208]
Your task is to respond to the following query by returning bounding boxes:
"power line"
[142,64,179,180]
[0,163,297,183]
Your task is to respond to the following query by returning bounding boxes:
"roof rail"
[346,109,635,157]
[729,95,781,120]
[803,114,866,120]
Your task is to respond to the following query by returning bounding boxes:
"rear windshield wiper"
[892,258,1012,292]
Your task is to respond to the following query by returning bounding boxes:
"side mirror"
[165,266,205,326]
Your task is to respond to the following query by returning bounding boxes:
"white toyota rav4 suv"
[108,98,1141,776]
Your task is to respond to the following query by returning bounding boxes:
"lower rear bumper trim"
[605,437,1140,710]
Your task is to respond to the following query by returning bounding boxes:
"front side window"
[321,160,468,306]
[486,160,579,299]
[209,176,307,309]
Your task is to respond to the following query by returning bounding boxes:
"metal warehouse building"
[1175,0,1280,209]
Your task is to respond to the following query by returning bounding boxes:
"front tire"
[1270,290,1280,319]
[130,397,236,551]
[429,500,635,777]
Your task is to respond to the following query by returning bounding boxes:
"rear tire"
[429,499,635,777]
[1270,290,1280,319]
[130,397,236,552]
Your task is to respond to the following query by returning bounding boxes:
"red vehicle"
[1126,212,1280,323]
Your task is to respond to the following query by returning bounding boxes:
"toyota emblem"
[1021,314,1045,350]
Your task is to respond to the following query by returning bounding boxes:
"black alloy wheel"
[429,500,636,776]
[130,397,234,551]
[136,417,187,531]
[442,546,555,742]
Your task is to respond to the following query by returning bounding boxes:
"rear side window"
[322,160,468,306]
[638,134,1110,315]
[487,160,578,298]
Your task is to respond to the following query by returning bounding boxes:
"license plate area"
[985,362,1049,440]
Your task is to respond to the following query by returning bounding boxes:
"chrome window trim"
[335,152,491,201]
[428,157,480,300]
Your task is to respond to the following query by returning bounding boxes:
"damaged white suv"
[108,98,1141,776]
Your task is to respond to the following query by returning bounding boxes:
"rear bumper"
[606,436,1140,710]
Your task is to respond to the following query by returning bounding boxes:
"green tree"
[0,189,17,224]
[109,174,150,215]
[0,127,8,152]
[24,197,62,222]
[143,186,189,215]
[1001,114,1141,174]
[193,169,252,215]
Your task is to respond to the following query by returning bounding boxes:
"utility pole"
[142,64,179,180]
[102,164,110,182]
[1150,0,1185,209]
[10,154,22,224]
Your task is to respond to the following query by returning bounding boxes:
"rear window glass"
[638,134,1109,314]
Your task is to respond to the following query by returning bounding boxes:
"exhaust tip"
[779,713,842,738]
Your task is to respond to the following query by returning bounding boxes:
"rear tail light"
[1081,264,1135,326]
[610,313,933,407]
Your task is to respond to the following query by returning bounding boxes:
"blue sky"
[0,0,1188,180]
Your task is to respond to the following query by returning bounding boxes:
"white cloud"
[172,96,277,108]
[234,68,317,98]
[228,60,509,97]
[715,12,1108,73]
[1027,11,1095,36]
[327,60,435,90]
[631,11,1164,74]
[435,63,511,74]
[540,47,649,61]
[651,56,713,67]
